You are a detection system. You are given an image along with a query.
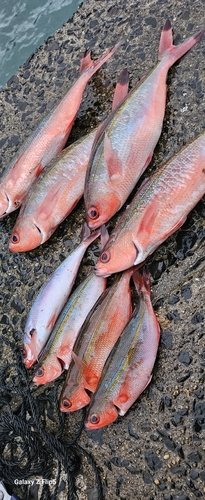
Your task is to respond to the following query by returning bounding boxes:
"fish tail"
[132,265,150,295]
[80,40,124,75]
[158,19,205,64]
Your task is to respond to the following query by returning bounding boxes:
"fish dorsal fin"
[104,132,123,179]
[112,68,129,111]
[137,199,159,236]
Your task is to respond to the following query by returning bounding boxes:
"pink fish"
[23,223,101,368]
[85,267,160,430]
[0,41,123,218]
[9,69,129,252]
[94,131,205,277]
[84,20,204,230]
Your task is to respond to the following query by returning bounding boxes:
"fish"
[33,272,106,385]
[0,41,123,218]
[59,267,134,413]
[85,267,160,430]
[23,223,101,368]
[94,131,205,277]
[9,69,129,253]
[84,20,205,230]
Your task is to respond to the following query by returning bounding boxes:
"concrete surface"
[0,0,204,498]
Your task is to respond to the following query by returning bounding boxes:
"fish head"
[86,192,121,230]
[94,231,138,277]
[33,358,63,385]
[59,384,91,413]
[85,400,119,430]
[9,217,44,252]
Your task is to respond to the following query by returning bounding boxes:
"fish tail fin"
[158,19,205,64]
[112,67,129,111]
[80,41,124,76]
[132,265,150,295]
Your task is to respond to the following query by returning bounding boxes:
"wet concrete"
[0,0,205,498]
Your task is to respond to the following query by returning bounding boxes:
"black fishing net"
[0,335,103,500]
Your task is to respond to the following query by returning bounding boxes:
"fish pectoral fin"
[112,68,129,111]
[137,201,158,236]
[84,374,99,392]
[38,185,62,221]
[46,313,57,330]
[104,132,123,179]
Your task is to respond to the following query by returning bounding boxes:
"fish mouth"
[94,266,111,278]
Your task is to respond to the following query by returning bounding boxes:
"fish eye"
[100,250,111,263]
[11,232,20,243]
[87,206,99,220]
[35,367,44,377]
[62,398,72,408]
[90,413,100,424]
[14,200,20,207]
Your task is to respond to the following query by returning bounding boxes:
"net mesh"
[0,335,103,500]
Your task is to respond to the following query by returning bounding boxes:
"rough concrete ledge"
[0,0,205,499]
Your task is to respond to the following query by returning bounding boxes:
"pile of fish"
[1,20,205,429]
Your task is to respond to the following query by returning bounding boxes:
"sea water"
[0,0,83,88]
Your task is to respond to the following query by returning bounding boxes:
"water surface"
[0,0,83,88]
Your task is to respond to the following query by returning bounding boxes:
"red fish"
[59,267,133,413]
[84,20,204,230]
[94,131,205,277]
[85,267,160,430]
[0,41,123,218]
[9,69,129,252]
